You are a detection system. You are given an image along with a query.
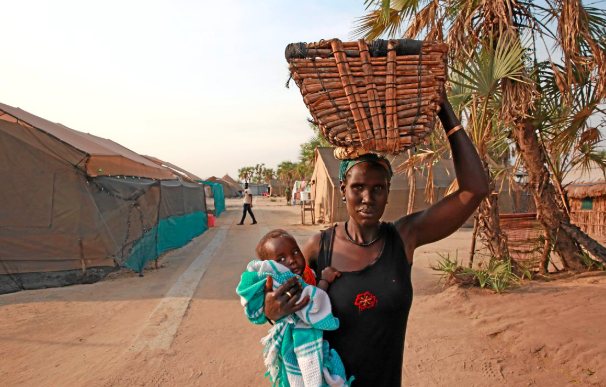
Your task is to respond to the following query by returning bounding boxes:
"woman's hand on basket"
[438,85,457,129]
[438,85,452,111]
[264,277,310,322]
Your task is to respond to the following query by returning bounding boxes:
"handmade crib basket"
[286,38,448,154]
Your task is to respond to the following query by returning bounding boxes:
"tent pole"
[79,239,87,274]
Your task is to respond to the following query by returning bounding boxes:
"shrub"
[577,251,605,271]
[430,253,522,293]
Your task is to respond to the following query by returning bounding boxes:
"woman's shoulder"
[302,224,338,264]
[302,231,322,262]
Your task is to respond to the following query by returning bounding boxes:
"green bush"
[429,252,461,285]
[430,253,522,293]
[578,251,605,271]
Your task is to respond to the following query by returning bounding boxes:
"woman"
[263,93,488,386]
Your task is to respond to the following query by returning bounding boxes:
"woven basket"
[286,38,447,154]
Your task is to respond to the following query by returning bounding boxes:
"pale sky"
[1,0,367,180]
[2,1,603,180]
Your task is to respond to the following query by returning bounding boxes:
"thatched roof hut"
[566,180,606,238]
[566,181,606,199]
[269,179,288,196]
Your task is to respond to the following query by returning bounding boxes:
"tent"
[142,155,203,182]
[0,102,207,293]
[141,155,225,217]
[310,147,518,224]
[222,174,244,194]
[206,176,241,198]
[198,180,226,217]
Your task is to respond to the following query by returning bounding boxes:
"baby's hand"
[321,266,341,284]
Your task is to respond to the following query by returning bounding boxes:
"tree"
[300,122,333,164]
[298,121,334,179]
[263,168,276,183]
[356,0,606,270]
[238,166,255,184]
[253,163,266,184]
[277,161,299,189]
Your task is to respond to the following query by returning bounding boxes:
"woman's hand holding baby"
[264,276,310,322]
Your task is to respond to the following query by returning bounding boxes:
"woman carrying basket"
[262,91,488,386]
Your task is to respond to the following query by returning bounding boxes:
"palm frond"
[451,33,530,98]
[352,8,406,39]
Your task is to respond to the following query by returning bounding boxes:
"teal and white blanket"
[236,259,353,387]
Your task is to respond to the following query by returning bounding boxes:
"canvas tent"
[143,155,203,182]
[222,174,244,194]
[310,147,519,224]
[0,102,208,292]
[198,180,226,217]
[141,155,226,217]
[206,176,241,198]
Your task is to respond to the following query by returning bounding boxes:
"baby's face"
[264,236,306,276]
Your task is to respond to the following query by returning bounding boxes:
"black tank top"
[316,223,413,387]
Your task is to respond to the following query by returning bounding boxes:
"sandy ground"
[0,197,605,386]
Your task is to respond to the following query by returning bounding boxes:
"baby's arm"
[318,266,341,291]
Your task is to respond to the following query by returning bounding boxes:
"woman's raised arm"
[395,93,489,251]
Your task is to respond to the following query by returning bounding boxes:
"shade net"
[1,173,208,276]
[199,181,225,217]
[124,180,208,272]
[88,176,161,272]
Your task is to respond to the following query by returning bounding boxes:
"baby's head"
[256,229,306,275]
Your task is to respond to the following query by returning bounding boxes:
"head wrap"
[338,153,393,182]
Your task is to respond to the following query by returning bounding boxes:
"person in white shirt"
[238,182,257,225]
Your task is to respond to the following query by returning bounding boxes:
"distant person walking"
[238,183,257,225]
[285,187,292,205]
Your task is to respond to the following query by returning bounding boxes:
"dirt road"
[1,198,604,386]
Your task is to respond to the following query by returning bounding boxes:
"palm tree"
[238,166,254,184]
[263,168,276,183]
[396,34,525,261]
[253,163,266,184]
[277,161,299,189]
[355,0,606,270]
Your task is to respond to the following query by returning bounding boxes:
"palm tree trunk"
[469,215,479,268]
[513,119,586,271]
[561,223,606,264]
[477,164,510,260]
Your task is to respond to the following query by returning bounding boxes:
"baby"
[255,229,340,291]
[237,229,352,387]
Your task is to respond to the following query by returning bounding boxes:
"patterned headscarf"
[338,153,393,182]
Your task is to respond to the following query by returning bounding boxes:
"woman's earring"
[342,197,346,203]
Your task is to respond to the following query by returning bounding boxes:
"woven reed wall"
[570,196,606,237]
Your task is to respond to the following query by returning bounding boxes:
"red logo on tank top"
[354,291,377,312]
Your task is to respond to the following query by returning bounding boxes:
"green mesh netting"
[124,212,208,272]
[199,181,225,217]
[124,227,159,272]
[158,211,208,255]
